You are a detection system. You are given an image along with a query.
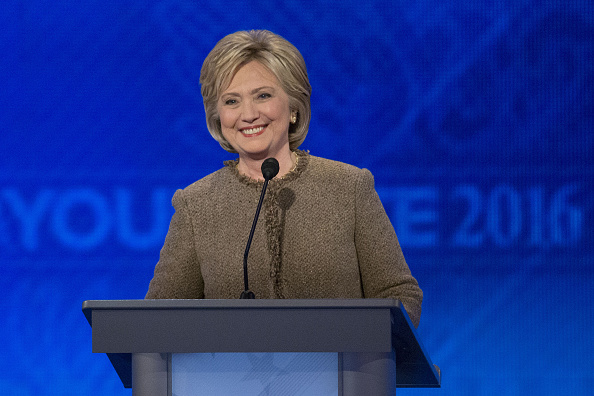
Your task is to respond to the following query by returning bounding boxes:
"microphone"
[261,157,280,181]
[240,158,279,299]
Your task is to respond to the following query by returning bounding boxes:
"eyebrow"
[221,86,277,97]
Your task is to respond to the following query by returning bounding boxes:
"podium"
[82,299,440,395]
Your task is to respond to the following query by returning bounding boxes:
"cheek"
[217,107,236,129]
[267,100,291,122]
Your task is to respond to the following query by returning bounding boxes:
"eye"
[257,92,272,99]
[224,98,237,105]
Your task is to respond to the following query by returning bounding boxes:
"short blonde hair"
[200,30,312,152]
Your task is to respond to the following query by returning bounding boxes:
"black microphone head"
[261,158,280,180]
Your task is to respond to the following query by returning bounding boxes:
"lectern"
[82,299,440,395]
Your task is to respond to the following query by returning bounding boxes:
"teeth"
[242,126,264,135]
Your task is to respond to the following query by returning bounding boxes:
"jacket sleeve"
[145,189,204,299]
[354,168,423,327]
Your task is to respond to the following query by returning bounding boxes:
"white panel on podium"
[172,352,339,395]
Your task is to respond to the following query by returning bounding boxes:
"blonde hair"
[200,30,312,152]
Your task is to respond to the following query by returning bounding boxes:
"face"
[217,61,293,160]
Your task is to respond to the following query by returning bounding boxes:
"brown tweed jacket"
[146,150,423,327]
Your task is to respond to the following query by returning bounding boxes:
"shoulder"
[185,167,233,193]
[306,154,373,187]
[172,166,234,206]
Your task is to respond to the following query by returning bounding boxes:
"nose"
[241,100,259,123]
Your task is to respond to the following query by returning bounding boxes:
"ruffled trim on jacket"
[223,149,310,186]
[223,149,310,297]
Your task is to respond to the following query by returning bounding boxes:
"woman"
[145,30,423,327]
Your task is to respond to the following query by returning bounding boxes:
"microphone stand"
[240,158,279,299]
[240,178,270,299]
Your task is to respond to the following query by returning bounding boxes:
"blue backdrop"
[1,1,593,394]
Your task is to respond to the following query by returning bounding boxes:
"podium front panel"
[172,353,339,395]
[90,301,393,353]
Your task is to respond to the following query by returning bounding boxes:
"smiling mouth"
[240,125,266,136]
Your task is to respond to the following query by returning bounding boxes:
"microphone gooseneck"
[240,157,280,299]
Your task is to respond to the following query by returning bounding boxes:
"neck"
[237,149,295,181]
